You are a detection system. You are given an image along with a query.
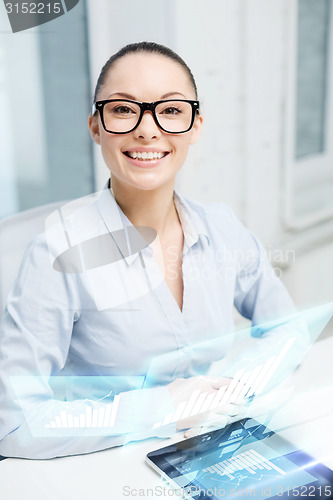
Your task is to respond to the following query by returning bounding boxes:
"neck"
[110,177,179,234]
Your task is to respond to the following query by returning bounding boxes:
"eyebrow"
[106,91,187,100]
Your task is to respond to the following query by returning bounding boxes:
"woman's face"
[89,52,203,192]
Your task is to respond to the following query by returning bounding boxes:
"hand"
[167,375,233,432]
[167,375,249,438]
[183,401,247,438]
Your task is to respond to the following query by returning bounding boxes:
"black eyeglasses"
[91,99,200,134]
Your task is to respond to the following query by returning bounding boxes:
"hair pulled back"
[93,41,198,103]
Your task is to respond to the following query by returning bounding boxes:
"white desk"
[1,336,332,500]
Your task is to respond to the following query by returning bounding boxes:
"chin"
[127,173,174,192]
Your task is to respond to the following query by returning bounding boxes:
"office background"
[0,0,332,325]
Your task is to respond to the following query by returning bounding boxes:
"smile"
[123,151,169,161]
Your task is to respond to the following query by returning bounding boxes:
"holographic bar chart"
[44,395,120,429]
[247,338,295,397]
[203,449,286,480]
[153,339,295,428]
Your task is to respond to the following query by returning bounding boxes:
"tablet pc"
[146,418,333,499]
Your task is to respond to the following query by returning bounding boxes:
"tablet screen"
[147,419,333,499]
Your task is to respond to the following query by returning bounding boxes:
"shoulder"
[18,189,104,276]
[184,196,237,220]
[178,194,244,235]
[178,193,264,257]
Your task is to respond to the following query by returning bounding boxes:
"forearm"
[0,385,176,459]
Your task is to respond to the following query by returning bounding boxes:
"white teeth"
[127,151,166,160]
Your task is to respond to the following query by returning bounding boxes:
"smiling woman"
[0,41,299,459]
[88,47,202,198]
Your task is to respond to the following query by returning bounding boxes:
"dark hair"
[93,41,198,103]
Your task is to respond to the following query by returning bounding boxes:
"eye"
[161,106,182,115]
[113,105,136,115]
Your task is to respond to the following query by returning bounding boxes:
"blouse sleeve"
[228,209,310,382]
[0,234,175,459]
[225,208,296,323]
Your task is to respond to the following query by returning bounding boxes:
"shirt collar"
[173,189,210,250]
[97,180,210,267]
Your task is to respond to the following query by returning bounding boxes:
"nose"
[133,110,161,140]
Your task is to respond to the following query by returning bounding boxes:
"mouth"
[123,151,170,161]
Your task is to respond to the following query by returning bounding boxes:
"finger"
[178,401,238,430]
[184,427,203,439]
[209,407,248,423]
[193,412,230,429]
[184,415,231,438]
[213,402,246,416]
[208,377,233,390]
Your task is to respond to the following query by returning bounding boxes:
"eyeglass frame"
[91,98,200,134]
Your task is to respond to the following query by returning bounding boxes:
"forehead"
[100,52,195,101]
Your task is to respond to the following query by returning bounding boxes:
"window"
[0,0,94,219]
[284,0,333,229]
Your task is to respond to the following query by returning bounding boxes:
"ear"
[88,113,101,145]
[189,113,203,145]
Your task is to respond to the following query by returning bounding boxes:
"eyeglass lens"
[102,100,193,133]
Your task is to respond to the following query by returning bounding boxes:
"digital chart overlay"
[153,338,295,429]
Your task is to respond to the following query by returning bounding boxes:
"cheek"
[173,138,192,162]
[100,136,122,161]
[99,144,120,174]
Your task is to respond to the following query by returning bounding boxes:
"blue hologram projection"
[148,419,333,499]
[10,376,146,437]
[8,303,333,442]
[146,302,332,430]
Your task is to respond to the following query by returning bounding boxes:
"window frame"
[283,0,333,230]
